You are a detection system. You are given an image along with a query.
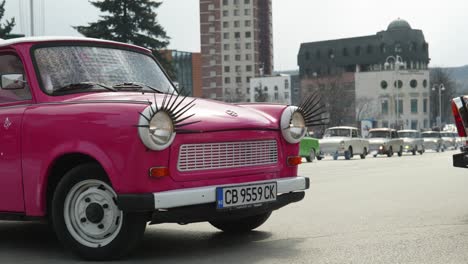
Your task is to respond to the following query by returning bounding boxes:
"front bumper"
[117,176,309,212]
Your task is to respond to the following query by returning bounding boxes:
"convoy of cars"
[305,126,460,161]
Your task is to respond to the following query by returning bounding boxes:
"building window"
[235,65,241,72]
[245,31,251,38]
[234,21,240,27]
[395,99,403,114]
[264,86,268,91]
[246,76,251,83]
[245,43,252,49]
[223,21,229,28]
[223,10,229,16]
[224,77,230,84]
[355,46,361,56]
[247,88,250,94]
[411,99,418,113]
[274,93,278,100]
[423,98,428,113]
[381,80,388,89]
[411,120,418,130]
[223,32,229,39]
[423,79,428,88]
[224,55,229,61]
[246,65,252,72]
[236,77,242,83]
[394,80,403,89]
[223,0,228,5]
[285,92,289,99]
[244,0,250,4]
[234,9,240,16]
[223,44,229,50]
[274,86,278,91]
[381,100,388,115]
[285,79,289,89]
[245,20,251,27]
[245,54,252,60]
[410,79,418,88]
[235,54,241,61]
[382,121,389,127]
[234,32,240,38]
[245,9,251,15]
[424,119,428,128]
[234,0,239,4]
[224,66,230,73]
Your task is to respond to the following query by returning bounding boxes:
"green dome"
[387,19,411,31]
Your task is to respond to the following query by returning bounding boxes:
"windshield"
[34,46,175,95]
[398,132,418,138]
[324,128,350,137]
[368,131,390,138]
[421,132,439,138]
[440,132,454,137]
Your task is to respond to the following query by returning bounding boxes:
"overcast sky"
[5,0,468,70]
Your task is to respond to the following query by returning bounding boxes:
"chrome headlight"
[280,106,307,144]
[138,106,175,151]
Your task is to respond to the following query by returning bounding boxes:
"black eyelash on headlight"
[296,92,329,127]
[136,88,201,133]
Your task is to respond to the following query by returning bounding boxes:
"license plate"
[216,182,277,209]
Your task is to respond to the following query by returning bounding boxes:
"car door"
[0,53,32,212]
[351,129,361,153]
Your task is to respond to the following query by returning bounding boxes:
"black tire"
[387,147,393,157]
[412,147,416,155]
[210,212,272,233]
[51,163,147,261]
[333,154,338,160]
[317,156,323,161]
[360,148,367,159]
[373,154,377,158]
[306,149,316,163]
[397,146,403,157]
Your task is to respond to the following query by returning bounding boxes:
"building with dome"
[298,19,430,130]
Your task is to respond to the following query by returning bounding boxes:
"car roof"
[327,126,357,130]
[421,131,439,133]
[397,130,418,133]
[0,36,150,53]
[369,128,395,132]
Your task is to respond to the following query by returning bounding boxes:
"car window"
[351,130,358,138]
[0,54,31,104]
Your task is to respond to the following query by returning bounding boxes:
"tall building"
[162,50,203,97]
[298,19,430,130]
[199,0,273,102]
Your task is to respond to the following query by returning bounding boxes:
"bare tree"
[430,67,457,127]
[254,82,269,102]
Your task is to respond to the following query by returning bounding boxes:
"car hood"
[368,138,389,144]
[63,92,283,132]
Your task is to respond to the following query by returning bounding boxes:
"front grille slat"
[178,140,278,172]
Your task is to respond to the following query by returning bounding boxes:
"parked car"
[397,129,425,155]
[367,128,404,157]
[440,131,458,150]
[421,131,444,152]
[0,37,311,260]
[299,132,320,162]
[319,126,369,160]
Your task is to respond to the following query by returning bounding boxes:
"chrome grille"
[178,140,278,172]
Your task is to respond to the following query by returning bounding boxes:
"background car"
[421,131,444,152]
[367,128,404,157]
[299,132,320,162]
[440,131,458,150]
[319,126,369,160]
[398,129,425,155]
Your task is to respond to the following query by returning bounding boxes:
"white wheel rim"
[64,179,123,248]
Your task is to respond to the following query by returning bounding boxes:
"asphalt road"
[1,150,468,263]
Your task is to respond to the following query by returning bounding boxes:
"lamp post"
[432,83,445,128]
[384,55,404,129]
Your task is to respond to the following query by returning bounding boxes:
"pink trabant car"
[0,37,310,260]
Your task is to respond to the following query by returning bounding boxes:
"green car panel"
[299,135,320,162]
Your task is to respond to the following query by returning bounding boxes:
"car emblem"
[4,117,11,130]
[226,110,238,117]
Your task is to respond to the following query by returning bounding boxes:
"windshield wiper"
[112,82,163,93]
[53,82,116,94]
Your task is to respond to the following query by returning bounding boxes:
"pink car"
[0,37,310,260]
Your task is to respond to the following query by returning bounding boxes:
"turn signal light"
[287,156,302,166]
[149,167,169,178]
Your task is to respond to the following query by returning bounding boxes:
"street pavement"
[1,150,468,263]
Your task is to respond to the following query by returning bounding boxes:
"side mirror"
[1,74,25,90]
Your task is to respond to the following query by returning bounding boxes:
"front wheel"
[360,148,367,159]
[397,146,403,157]
[306,149,316,162]
[51,163,147,261]
[210,212,272,233]
[387,147,393,157]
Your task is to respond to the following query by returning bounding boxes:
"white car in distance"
[319,126,369,160]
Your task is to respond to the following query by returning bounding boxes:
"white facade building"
[249,74,292,104]
[355,69,430,130]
